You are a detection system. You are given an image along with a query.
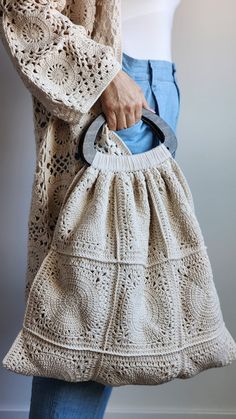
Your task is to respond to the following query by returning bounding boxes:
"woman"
[0,0,181,417]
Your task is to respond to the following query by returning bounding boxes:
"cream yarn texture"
[2,140,236,386]
[0,0,122,306]
[1,0,236,387]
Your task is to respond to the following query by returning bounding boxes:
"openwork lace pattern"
[0,0,123,304]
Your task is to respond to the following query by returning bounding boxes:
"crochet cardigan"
[0,0,123,303]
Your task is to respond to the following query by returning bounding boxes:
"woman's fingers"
[98,69,155,131]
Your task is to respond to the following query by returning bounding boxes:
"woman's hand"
[98,69,155,131]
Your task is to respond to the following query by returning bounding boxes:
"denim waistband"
[122,52,177,82]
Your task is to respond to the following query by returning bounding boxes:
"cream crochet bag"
[2,109,236,386]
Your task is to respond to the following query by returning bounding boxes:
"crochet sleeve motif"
[0,0,122,123]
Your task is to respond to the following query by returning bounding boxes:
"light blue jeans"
[115,52,180,158]
[28,52,181,419]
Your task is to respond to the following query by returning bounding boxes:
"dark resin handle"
[76,108,178,165]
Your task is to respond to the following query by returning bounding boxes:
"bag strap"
[76,108,178,165]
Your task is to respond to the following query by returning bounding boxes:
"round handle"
[76,108,178,165]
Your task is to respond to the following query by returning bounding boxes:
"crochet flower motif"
[39,52,78,94]
[47,61,70,86]
[48,277,97,333]
[20,16,51,45]
[129,286,170,339]
[9,14,52,51]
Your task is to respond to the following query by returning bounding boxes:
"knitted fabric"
[0,0,123,304]
[2,140,236,386]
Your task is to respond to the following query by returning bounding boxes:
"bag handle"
[76,108,178,165]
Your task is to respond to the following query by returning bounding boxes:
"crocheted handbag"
[2,109,236,386]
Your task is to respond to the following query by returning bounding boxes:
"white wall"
[1,0,236,417]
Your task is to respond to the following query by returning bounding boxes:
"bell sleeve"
[0,0,122,124]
